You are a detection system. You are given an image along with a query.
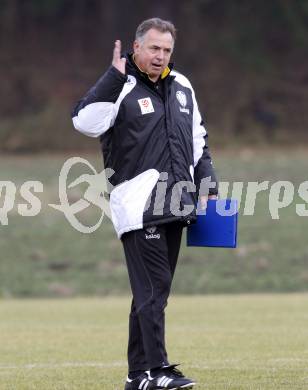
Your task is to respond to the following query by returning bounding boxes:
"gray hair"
[135,17,176,42]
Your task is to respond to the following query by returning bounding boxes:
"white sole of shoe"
[169,383,196,390]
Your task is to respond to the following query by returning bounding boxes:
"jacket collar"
[125,53,173,83]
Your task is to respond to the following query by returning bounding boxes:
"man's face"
[133,28,174,81]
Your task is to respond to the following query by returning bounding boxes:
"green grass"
[0,295,308,389]
[0,148,308,296]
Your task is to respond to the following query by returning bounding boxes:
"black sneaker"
[124,372,152,390]
[147,364,196,389]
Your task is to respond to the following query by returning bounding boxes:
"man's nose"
[156,50,164,60]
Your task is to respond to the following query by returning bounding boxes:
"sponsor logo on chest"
[176,90,190,114]
[138,97,155,115]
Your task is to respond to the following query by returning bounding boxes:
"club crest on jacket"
[176,91,189,114]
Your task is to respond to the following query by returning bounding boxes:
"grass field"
[0,295,308,389]
[0,148,308,296]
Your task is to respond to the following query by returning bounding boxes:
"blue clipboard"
[187,199,238,248]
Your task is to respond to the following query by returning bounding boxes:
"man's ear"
[133,40,140,54]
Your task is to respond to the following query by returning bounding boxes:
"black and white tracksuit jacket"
[72,54,218,238]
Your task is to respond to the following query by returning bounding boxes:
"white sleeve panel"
[191,91,206,167]
[72,75,137,138]
[112,75,136,124]
[73,102,115,138]
[171,70,207,167]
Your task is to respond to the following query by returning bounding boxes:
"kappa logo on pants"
[145,226,161,239]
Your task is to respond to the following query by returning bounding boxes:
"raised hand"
[112,40,126,75]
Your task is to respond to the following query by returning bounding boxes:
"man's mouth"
[152,63,162,70]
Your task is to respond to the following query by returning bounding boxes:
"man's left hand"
[200,194,218,210]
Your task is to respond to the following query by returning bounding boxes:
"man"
[72,18,218,390]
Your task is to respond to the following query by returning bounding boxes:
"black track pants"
[121,222,183,372]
